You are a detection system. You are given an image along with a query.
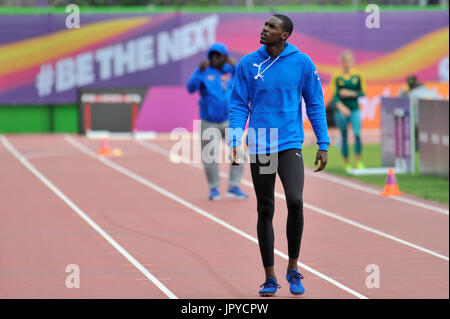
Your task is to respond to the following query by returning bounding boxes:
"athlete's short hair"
[272,14,294,36]
[340,50,354,61]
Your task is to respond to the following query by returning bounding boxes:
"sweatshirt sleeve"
[357,72,367,97]
[227,61,250,147]
[186,68,203,93]
[330,73,341,103]
[301,56,330,151]
[223,63,236,77]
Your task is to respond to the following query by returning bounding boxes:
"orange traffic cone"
[98,137,112,156]
[380,168,402,197]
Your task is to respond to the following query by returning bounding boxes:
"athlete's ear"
[281,31,290,41]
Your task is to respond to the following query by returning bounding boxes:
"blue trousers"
[334,110,362,159]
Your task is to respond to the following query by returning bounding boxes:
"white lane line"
[136,140,449,262]
[23,149,78,160]
[138,134,449,215]
[0,135,177,300]
[66,135,368,299]
[303,169,449,216]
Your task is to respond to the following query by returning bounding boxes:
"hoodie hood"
[207,42,229,58]
[257,42,300,59]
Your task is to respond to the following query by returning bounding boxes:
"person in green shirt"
[330,50,367,172]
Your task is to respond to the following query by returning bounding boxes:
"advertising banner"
[1,11,448,106]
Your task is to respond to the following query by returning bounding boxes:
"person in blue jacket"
[228,14,330,297]
[187,43,248,201]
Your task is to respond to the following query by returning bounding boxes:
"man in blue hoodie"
[187,43,248,201]
[228,14,329,297]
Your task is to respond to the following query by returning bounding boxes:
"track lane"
[142,137,449,258]
[100,137,450,298]
[7,135,355,298]
[0,136,170,298]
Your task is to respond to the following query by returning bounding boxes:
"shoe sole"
[226,193,248,199]
[209,196,221,200]
[259,292,276,297]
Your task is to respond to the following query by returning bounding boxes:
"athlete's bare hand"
[314,150,328,172]
[199,60,209,71]
[336,101,351,117]
[227,57,236,66]
[338,88,357,98]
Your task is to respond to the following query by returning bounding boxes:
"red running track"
[0,134,448,299]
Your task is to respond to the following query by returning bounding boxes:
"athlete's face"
[209,51,227,68]
[260,16,289,45]
[341,54,354,70]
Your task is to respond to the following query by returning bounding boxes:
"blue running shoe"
[226,186,248,199]
[286,269,305,295]
[259,278,280,297]
[208,188,220,200]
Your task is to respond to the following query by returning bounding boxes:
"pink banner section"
[137,86,200,132]
[136,82,449,133]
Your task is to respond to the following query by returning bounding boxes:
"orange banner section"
[303,82,449,130]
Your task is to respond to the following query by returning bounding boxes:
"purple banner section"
[0,10,448,106]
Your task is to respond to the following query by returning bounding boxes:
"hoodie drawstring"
[253,56,280,81]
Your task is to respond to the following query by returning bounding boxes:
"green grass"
[0,5,447,15]
[302,144,449,205]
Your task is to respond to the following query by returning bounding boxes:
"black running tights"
[250,149,305,268]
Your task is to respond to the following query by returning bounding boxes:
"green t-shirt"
[331,70,366,111]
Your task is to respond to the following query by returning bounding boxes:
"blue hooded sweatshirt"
[187,43,235,123]
[228,42,330,154]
